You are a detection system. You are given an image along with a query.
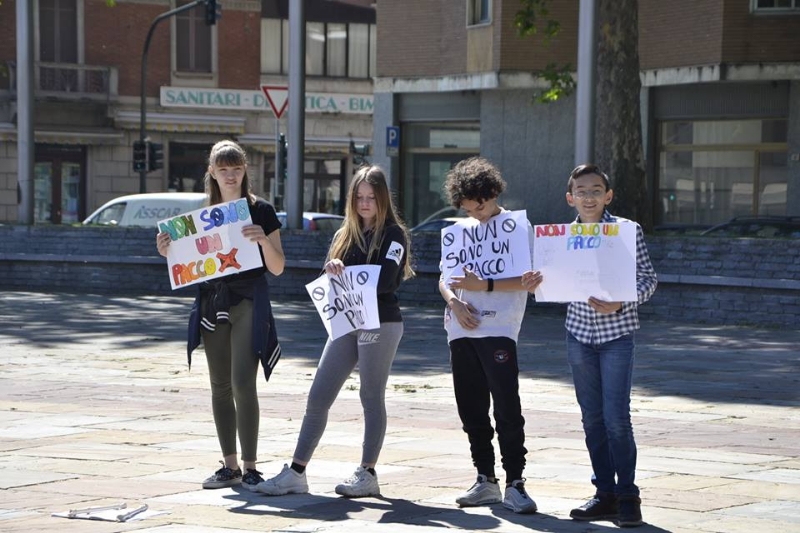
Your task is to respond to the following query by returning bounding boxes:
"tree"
[516,0,651,229]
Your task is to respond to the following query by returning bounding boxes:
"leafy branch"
[516,0,575,103]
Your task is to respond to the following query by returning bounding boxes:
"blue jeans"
[566,331,639,498]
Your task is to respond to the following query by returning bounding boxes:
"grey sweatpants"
[293,321,404,465]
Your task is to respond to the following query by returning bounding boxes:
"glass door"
[34,144,86,224]
[34,163,54,223]
[61,162,82,223]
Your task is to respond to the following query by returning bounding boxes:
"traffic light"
[133,141,147,173]
[148,142,164,172]
[205,0,222,25]
[350,141,371,167]
[278,133,287,179]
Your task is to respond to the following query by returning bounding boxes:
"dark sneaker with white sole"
[202,462,242,489]
[242,468,265,491]
[570,494,619,521]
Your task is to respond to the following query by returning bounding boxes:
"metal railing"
[6,61,117,100]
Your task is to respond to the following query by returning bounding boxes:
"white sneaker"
[335,466,380,498]
[503,479,537,514]
[256,464,309,496]
[455,474,502,507]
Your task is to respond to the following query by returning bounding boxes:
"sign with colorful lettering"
[160,86,374,115]
[532,222,637,302]
[158,200,263,290]
[305,265,381,340]
[441,210,532,285]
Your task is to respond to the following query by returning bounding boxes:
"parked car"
[276,212,344,231]
[410,217,464,234]
[82,192,207,228]
[700,216,800,238]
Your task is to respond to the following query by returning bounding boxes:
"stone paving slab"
[1,292,799,532]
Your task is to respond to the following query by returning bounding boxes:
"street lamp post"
[138,0,218,193]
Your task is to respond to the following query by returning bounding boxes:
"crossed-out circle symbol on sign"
[312,286,326,301]
[443,233,455,246]
[502,218,516,233]
[356,271,370,285]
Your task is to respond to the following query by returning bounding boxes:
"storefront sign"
[161,87,374,115]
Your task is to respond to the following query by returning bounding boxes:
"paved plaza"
[0,291,798,533]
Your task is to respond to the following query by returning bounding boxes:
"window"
[176,1,212,73]
[467,0,491,26]
[39,0,77,63]
[401,124,481,225]
[657,119,788,226]
[348,23,369,78]
[752,0,800,11]
[261,18,283,74]
[327,23,347,77]
[39,0,78,91]
[260,19,376,78]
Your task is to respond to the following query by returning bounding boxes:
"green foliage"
[533,63,576,103]
[516,0,574,103]
[515,0,561,42]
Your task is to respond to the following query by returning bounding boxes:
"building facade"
[371,0,800,228]
[0,0,376,224]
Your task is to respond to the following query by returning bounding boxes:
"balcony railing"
[6,61,118,101]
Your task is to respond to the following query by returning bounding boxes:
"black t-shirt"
[340,223,408,323]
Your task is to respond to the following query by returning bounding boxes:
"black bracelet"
[487,278,494,292]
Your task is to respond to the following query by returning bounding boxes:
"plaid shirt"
[565,211,658,345]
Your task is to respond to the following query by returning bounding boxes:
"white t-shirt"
[442,211,534,343]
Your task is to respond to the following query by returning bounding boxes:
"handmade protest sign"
[441,210,532,285]
[305,265,381,340]
[158,199,263,290]
[532,222,637,302]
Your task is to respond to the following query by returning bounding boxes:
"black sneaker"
[618,497,643,527]
[242,468,265,491]
[569,494,619,521]
[202,462,242,489]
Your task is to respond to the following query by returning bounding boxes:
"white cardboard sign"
[305,265,381,340]
[158,199,263,290]
[441,210,532,284]
[532,222,637,302]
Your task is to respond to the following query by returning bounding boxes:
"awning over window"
[114,111,246,134]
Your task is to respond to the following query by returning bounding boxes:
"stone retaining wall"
[1,224,797,327]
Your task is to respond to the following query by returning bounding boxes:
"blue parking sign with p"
[386,126,399,157]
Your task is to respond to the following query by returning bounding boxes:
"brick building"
[0,0,376,224]
[370,0,800,228]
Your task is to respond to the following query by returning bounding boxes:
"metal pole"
[575,0,597,166]
[287,0,306,230]
[16,0,35,224]
[139,1,205,193]
[273,119,281,210]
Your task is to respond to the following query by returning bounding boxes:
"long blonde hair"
[203,140,256,205]
[328,166,414,280]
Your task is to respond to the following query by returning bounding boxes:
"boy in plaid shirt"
[523,164,657,527]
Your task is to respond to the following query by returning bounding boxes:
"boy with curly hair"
[439,156,537,514]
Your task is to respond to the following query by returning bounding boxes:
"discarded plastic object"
[117,504,148,522]
[67,502,126,518]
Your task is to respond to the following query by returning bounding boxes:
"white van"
[82,192,207,228]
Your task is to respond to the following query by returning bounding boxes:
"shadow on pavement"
[224,491,504,530]
[1,291,798,406]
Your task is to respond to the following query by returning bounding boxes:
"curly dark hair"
[444,157,506,208]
